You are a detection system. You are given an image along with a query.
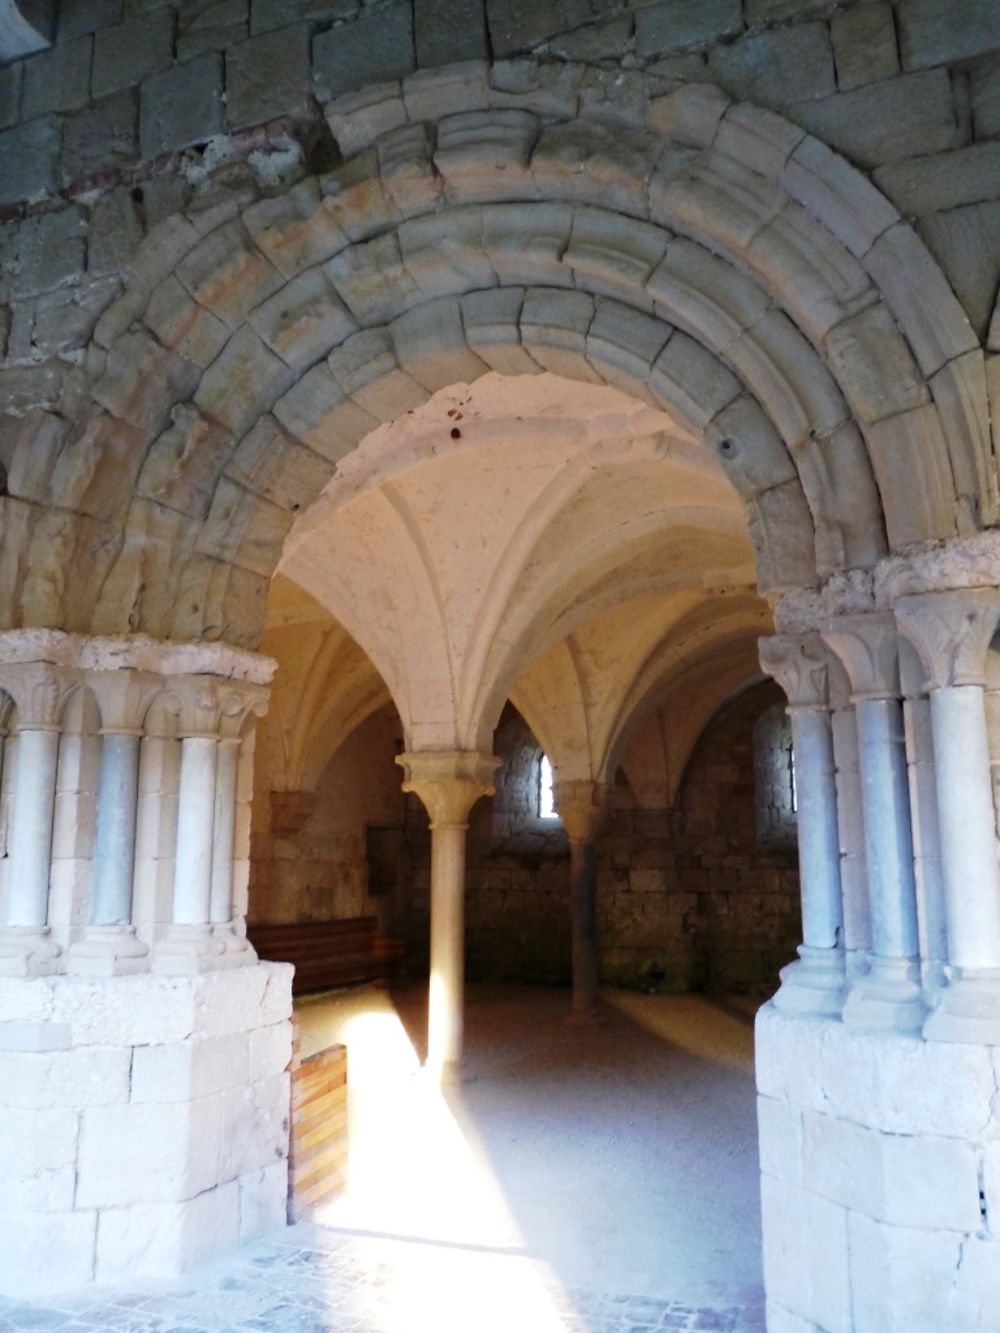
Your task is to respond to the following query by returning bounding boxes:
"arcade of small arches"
[2,60,1000,1333]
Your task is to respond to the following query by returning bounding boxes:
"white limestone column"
[210,686,266,960]
[823,614,923,1032]
[0,663,76,976]
[554,779,609,1025]
[153,677,227,973]
[828,660,870,982]
[897,638,948,999]
[68,670,161,976]
[397,750,500,1085]
[896,591,1000,1043]
[759,634,846,1016]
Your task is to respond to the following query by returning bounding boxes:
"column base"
[152,924,227,975]
[66,925,150,977]
[842,956,924,1033]
[565,1006,602,1028]
[212,922,259,966]
[772,944,846,1019]
[923,966,1000,1044]
[0,927,63,977]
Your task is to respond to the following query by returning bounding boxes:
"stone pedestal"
[757,1003,1000,1333]
[0,963,293,1299]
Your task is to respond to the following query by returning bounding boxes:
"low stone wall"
[757,1003,1000,1332]
[0,961,293,1297]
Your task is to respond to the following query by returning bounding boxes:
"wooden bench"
[247,916,405,995]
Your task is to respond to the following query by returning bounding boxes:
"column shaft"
[173,735,218,926]
[209,738,239,927]
[789,708,842,950]
[902,693,947,989]
[428,821,467,1079]
[8,728,60,928]
[569,837,599,1020]
[91,733,141,927]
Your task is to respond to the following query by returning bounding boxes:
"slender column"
[396,749,500,1085]
[759,634,846,1016]
[828,660,870,982]
[823,614,923,1032]
[153,677,228,973]
[68,670,161,976]
[0,663,77,976]
[554,779,609,1024]
[897,638,948,999]
[896,590,1000,1043]
[211,687,267,960]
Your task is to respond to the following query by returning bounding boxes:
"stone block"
[271,361,379,460]
[327,326,429,421]
[219,1071,289,1179]
[648,328,739,431]
[921,199,1000,344]
[488,57,581,119]
[831,3,898,92]
[898,0,1000,71]
[51,413,147,521]
[88,190,145,278]
[709,23,835,108]
[0,62,21,131]
[878,1131,982,1231]
[520,286,602,385]
[248,1020,292,1081]
[547,13,631,63]
[0,116,60,206]
[140,52,225,157]
[389,297,488,392]
[788,68,963,171]
[824,303,929,426]
[62,90,138,185]
[92,9,173,99]
[21,34,93,118]
[313,5,415,103]
[176,220,284,329]
[0,1021,72,1053]
[635,0,741,59]
[760,1174,851,1333]
[715,103,805,185]
[248,266,357,373]
[226,415,334,512]
[195,325,294,437]
[138,406,234,520]
[586,299,671,405]
[780,133,899,261]
[322,81,407,158]
[176,0,247,59]
[243,177,347,279]
[484,0,588,57]
[971,54,1000,140]
[131,1032,250,1103]
[565,206,668,306]
[78,1096,223,1206]
[10,207,87,299]
[758,1094,803,1187]
[0,1045,130,1109]
[95,1179,241,1281]
[414,0,487,66]
[847,1211,963,1333]
[877,141,1000,217]
[92,327,199,435]
[326,231,420,325]
[398,207,493,301]
[238,1159,287,1241]
[59,0,123,36]
[144,275,231,368]
[461,286,539,375]
[0,1209,97,1297]
[435,107,538,205]
[225,23,310,131]
[196,477,292,575]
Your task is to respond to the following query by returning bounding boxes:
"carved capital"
[822,613,900,701]
[161,676,269,739]
[396,750,500,827]
[1,662,79,731]
[84,669,163,735]
[758,633,830,711]
[218,682,269,739]
[554,780,610,843]
[895,590,1000,691]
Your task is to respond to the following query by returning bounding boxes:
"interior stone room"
[1,0,1000,1329]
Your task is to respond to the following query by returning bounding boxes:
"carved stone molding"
[822,613,900,701]
[758,633,830,711]
[396,750,500,826]
[895,590,1000,691]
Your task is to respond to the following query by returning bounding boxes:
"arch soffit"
[11,73,989,651]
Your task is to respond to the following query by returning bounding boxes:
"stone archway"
[2,67,1000,1329]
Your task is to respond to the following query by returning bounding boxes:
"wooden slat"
[287,1033,349,1221]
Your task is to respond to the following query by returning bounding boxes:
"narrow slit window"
[538,754,557,818]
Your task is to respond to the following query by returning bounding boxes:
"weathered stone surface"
[461,285,539,375]
[488,57,581,118]
[62,90,138,184]
[92,9,173,99]
[226,23,310,131]
[140,52,225,158]
[322,81,407,157]
[144,275,232,367]
[176,220,284,328]
[377,120,440,214]
[390,296,488,392]
[544,13,631,63]
[866,404,957,546]
[31,277,120,357]
[481,200,572,288]
[88,190,145,278]
[920,200,1000,341]
[313,5,415,102]
[248,266,357,373]
[830,3,898,92]
[788,68,963,170]
[400,206,495,298]
[898,0,1000,71]
[647,82,729,150]
[176,0,247,59]
[325,232,420,325]
[635,0,741,60]
[0,61,20,130]
[226,415,334,511]
[51,413,147,521]
[401,61,489,126]
[824,303,929,425]
[0,115,60,205]
[21,34,92,117]
[436,107,538,204]
[194,325,294,437]
[243,177,347,279]
[414,0,487,66]
[251,0,354,34]
[196,476,292,574]
[709,23,836,107]
[521,286,602,384]
[10,208,86,298]
[271,360,379,460]
[649,328,740,429]
[92,328,199,434]
[327,326,428,420]
[138,405,233,520]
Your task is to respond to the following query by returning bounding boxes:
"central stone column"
[896,589,1000,1042]
[823,613,923,1032]
[554,779,608,1024]
[397,749,500,1084]
[759,633,846,1015]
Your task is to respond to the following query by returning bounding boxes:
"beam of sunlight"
[306,988,571,1333]
[603,990,759,1076]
